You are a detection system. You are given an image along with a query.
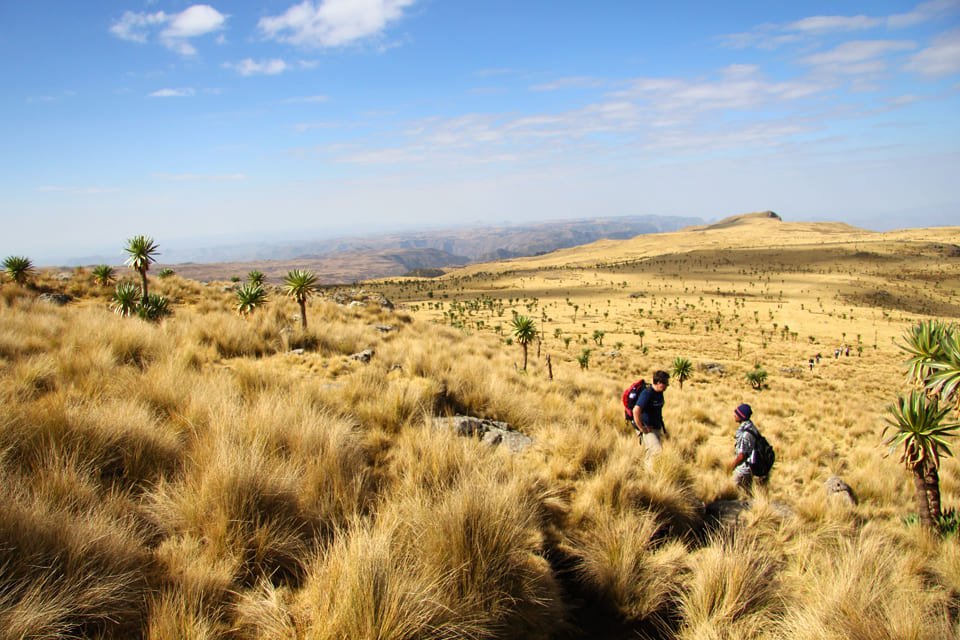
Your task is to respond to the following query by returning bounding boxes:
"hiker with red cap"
[727,403,775,495]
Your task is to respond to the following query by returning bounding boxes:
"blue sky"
[2,1,959,264]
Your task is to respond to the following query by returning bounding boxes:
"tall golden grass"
[2,221,959,638]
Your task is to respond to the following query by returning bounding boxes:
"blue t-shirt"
[636,386,664,430]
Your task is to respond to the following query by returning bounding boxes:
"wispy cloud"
[27,90,77,104]
[224,58,289,76]
[284,95,330,104]
[258,0,415,48]
[905,28,960,76]
[36,185,120,194]
[721,0,960,49]
[110,4,227,56]
[800,39,917,75]
[148,88,196,98]
[153,173,248,182]
[530,76,607,92]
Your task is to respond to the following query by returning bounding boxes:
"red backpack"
[621,379,646,420]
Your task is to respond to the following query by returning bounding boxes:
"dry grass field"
[2,213,960,639]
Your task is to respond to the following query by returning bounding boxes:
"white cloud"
[162,4,226,38]
[259,0,415,48]
[110,4,226,55]
[906,29,960,76]
[149,88,196,97]
[110,10,167,43]
[226,58,289,76]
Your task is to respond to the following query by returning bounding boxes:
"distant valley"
[160,214,703,284]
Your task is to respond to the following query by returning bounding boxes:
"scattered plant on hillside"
[123,235,159,304]
[592,329,605,346]
[248,270,266,286]
[283,269,318,330]
[2,255,35,286]
[236,283,268,316]
[158,268,175,279]
[746,364,768,390]
[511,314,537,371]
[577,348,591,370]
[92,264,115,287]
[672,357,693,390]
[110,282,140,317]
[137,292,171,322]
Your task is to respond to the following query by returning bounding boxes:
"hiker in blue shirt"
[727,403,770,496]
[633,370,669,461]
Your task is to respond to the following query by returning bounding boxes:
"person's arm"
[633,391,650,433]
[728,451,746,472]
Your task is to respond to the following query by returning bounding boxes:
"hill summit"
[700,210,782,230]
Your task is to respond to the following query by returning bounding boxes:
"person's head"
[734,403,752,422]
[652,370,669,391]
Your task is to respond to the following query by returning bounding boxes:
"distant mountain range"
[164,214,704,284]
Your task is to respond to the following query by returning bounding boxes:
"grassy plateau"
[2,213,959,639]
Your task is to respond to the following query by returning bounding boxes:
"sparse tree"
[511,314,537,371]
[92,264,115,287]
[592,329,605,346]
[283,269,318,330]
[884,392,959,529]
[577,348,591,370]
[2,255,35,285]
[746,365,768,390]
[123,235,159,304]
[672,357,693,390]
[236,283,268,316]
[884,320,960,531]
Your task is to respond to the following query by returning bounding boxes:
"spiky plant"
[926,324,960,409]
[92,264,116,287]
[672,357,693,390]
[511,314,537,371]
[899,320,951,387]
[883,391,960,529]
[137,292,170,322]
[3,255,35,285]
[248,270,266,286]
[110,282,140,317]
[236,283,268,316]
[123,235,159,304]
[283,269,318,330]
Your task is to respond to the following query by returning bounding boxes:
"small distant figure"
[628,370,669,462]
[816,353,822,364]
[727,404,774,496]
[808,358,815,371]
[845,345,850,357]
[834,349,840,359]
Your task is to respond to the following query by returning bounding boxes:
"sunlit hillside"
[2,215,959,639]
